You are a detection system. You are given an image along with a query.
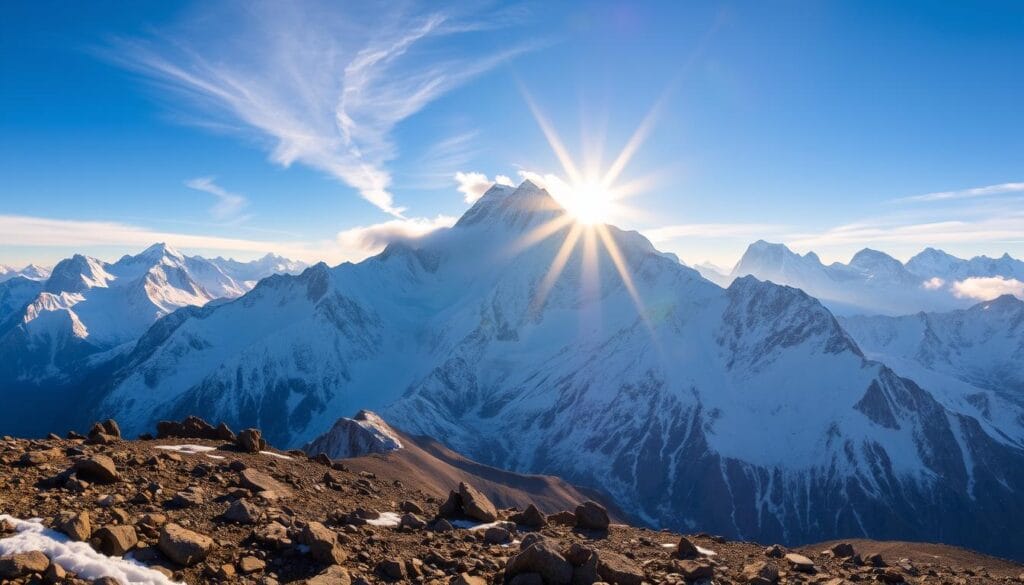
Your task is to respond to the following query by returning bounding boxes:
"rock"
[574,501,610,531]
[595,550,644,585]
[458,482,498,522]
[0,518,14,535]
[299,521,347,565]
[156,416,235,441]
[784,553,816,574]
[95,524,138,556]
[676,536,700,559]
[222,498,261,524]
[0,551,50,578]
[239,556,266,573]
[399,500,424,514]
[508,575,544,585]
[236,428,266,453]
[87,420,121,445]
[830,542,857,558]
[511,503,547,528]
[307,565,352,585]
[73,455,120,483]
[238,468,291,497]
[453,573,488,585]
[865,553,886,567]
[438,490,462,518]
[94,578,123,585]
[377,558,407,581]
[742,560,779,585]
[505,541,573,585]
[763,545,785,558]
[158,523,214,566]
[44,562,67,583]
[432,518,454,532]
[484,525,512,544]
[520,533,546,550]
[675,559,714,581]
[169,485,206,508]
[399,512,427,530]
[56,510,91,541]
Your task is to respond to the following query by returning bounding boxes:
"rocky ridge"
[1,417,1022,585]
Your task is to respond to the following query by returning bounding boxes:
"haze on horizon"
[2,0,1022,270]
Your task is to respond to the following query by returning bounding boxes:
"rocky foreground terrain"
[1,418,1022,585]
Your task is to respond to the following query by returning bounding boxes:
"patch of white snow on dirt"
[260,450,293,460]
[0,515,183,585]
[364,512,401,527]
[154,444,217,455]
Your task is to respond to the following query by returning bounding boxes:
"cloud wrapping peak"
[185,177,248,221]
[952,276,1024,301]
[336,215,456,254]
[454,172,514,204]
[110,1,535,217]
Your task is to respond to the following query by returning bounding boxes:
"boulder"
[0,551,50,578]
[784,553,816,574]
[595,550,644,585]
[453,573,488,585]
[238,468,290,497]
[73,455,120,484]
[548,510,577,526]
[56,510,91,541]
[511,503,547,528]
[675,560,714,581]
[222,498,261,524]
[505,541,573,585]
[158,523,214,566]
[307,565,352,585]
[484,526,513,545]
[458,482,498,522]
[574,501,609,531]
[376,558,406,581]
[156,416,236,441]
[236,428,266,452]
[299,521,347,565]
[742,560,779,585]
[830,542,857,558]
[438,490,462,518]
[399,512,427,530]
[676,536,700,559]
[95,524,138,556]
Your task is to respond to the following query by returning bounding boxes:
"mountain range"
[4,181,1017,558]
[697,241,1024,316]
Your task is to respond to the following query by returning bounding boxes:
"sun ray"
[601,99,662,189]
[505,213,575,258]
[531,222,584,314]
[596,224,647,321]
[522,89,584,185]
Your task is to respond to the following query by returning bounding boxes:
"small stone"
[223,498,261,524]
[830,542,857,558]
[574,501,610,531]
[505,541,572,585]
[73,455,120,484]
[675,559,714,581]
[307,565,352,585]
[676,535,700,559]
[511,503,547,528]
[452,573,487,585]
[57,510,91,541]
[44,562,67,583]
[236,428,266,453]
[95,524,138,556]
[399,500,424,514]
[0,551,50,578]
[299,521,346,565]
[763,544,785,558]
[377,558,406,581]
[484,525,512,544]
[742,560,779,585]
[547,510,577,526]
[158,523,214,566]
[399,512,427,530]
[239,556,266,573]
[238,468,290,496]
[784,553,816,574]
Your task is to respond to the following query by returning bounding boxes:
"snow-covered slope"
[0,244,305,383]
[0,263,51,283]
[727,242,999,316]
[906,248,1024,282]
[303,410,403,459]
[88,181,1024,559]
[840,296,1024,445]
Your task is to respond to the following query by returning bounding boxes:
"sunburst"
[513,93,660,322]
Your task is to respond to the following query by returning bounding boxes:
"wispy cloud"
[895,181,1024,203]
[184,177,249,221]
[107,1,539,217]
[454,171,514,204]
[336,215,456,257]
[952,276,1024,301]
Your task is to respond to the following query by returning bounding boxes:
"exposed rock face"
[157,416,236,441]
[303,410,403,459]
[236,428,267,453]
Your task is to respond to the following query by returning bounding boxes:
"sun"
[565,181,614,225]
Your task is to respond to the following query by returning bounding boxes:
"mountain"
[0,263,51,283]
[0,245,307,436]
[209,253,308,288]
[840,295,1024,446]
[726,242,1011,316]
[79,181,1024,559]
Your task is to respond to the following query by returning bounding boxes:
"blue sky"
[2,0,1022,268]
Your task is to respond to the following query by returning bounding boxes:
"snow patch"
[364,512,401,527]
[0,515,182,585]
[260,450,293,460]
[155,444,217,455]
[450,519,505,531]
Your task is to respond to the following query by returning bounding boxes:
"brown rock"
[44,562,67,583]
[484,525,512,544]
[377,558,407,581]
[299,521,347,565]
[763,544,784,558]
[223,498,261,524]
[830,542,857,558]
[742,560,780,585]
[57,510,91,541]
[156,416,235,441]
[595,549,644,585]
[453,573,488,585]
[675,559,714,581]
[511,503,547,528]
[95,524,138,556]
[238,468,290,496]
[399,512,427,530]
[508,575,544,585]
[399,500,424,514]
[73,455,120,484]
[438,490,462,518]
[677,536,700,559]
[307,565,352,585]
[458,481,498,522]
[0,551,50,578]
[574,501,610,531]
[236,428,266,453]
[158,523,214,566]
[548,510,577,526]
[239,556,266,573]
[784,553,816,574]
[505,541,573,585]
